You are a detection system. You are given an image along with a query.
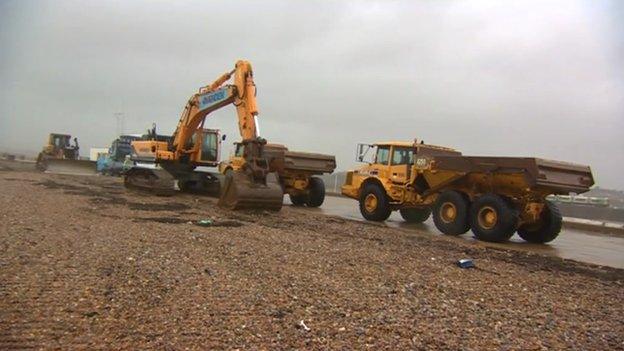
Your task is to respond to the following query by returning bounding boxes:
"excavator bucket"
[218,171,283,211]
[43,159,97,176]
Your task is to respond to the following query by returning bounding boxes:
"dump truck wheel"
[306,177,325,207]
[470,193,519,242]
[432,191,470,235]
[289,194,306,206]
[359,184,391,221]
[399,208,431,223]
[517,201,562,243]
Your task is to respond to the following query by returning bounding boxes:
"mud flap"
[44,159,97,175]
[218,171,283,211]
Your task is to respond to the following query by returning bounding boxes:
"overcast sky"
[1,0,623,189]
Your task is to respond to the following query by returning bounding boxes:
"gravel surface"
[1,165,623,349]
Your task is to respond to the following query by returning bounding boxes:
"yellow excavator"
[124,60,283,211]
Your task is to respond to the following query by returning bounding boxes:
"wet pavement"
[290,195,624,269]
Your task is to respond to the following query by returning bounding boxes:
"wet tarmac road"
[290,195,624,269]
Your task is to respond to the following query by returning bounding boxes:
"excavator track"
[218,171,283,211]
[124,167,176,196]
[178,173,222,197]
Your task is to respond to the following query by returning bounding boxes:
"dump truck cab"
[218,142,245,174]
[342,140,459,204]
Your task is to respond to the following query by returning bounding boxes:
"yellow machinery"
[219,142,336,207]
[124,60,283,211]
[218,142,245,174]
[36,133,96,175]
[342,140,594,243]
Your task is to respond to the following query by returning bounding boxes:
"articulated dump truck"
[219,142,336,207]
[342,140,594,243]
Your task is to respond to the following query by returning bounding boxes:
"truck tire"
[359,183,391,221]
[289,194,307,206]
[432,191,470,235]
[306,177,325,207]
[399,208,431,223]
[470,193,519,242]
[517,201,562,243]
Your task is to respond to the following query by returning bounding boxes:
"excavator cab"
[193,128,220,165]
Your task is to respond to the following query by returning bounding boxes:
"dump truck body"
[219,142,336,207]
[342,140,594,243]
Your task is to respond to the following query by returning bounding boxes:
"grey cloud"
[1,0,623,189]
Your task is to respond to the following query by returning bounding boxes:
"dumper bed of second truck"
[221,142,336,207]
[265,145,336,175]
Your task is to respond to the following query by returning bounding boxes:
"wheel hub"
[478,206,498,229]
[364,193,378,213]
[440,202,457,223]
